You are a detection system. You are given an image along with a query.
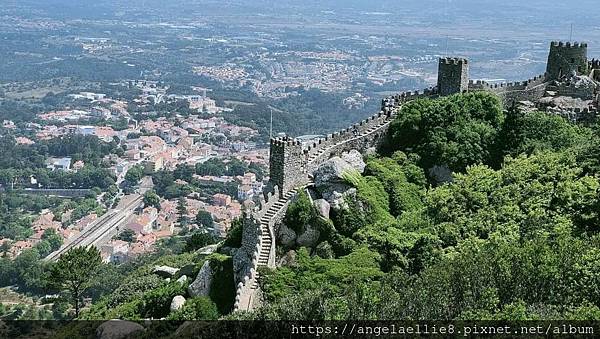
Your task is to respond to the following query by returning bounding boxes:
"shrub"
[207,254,235,314]
[222,219,243,248]
[141,281,187,318]
[184,232,217,252]
[284,191,314,234]
[166,297,219,320]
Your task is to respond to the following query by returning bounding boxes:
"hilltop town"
[0,80,268,263]
[2,0,600,329]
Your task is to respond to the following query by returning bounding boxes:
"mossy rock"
[204,254,235,315]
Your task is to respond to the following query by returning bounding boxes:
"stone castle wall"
[233,186,281,310]
[234,87,436,310]
[469,73,549,106]
[590,60,600,81]
[235,40,599,312]
[269,139,305,194]
[268,87,437,196]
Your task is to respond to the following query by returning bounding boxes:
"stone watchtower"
[437,57,470,96]
[547,41,588,80]
[269,136,306,195]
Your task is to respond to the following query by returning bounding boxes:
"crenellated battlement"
[233,185,282,311]
[439,57,469,65]
[381,87,438,111]
[551,41,588,49]
[467,73,550,106]
[469,73,548,91]
[270,136,302,147]
[234,40,600,313]
[269,136,305,195]
[548,41,588,80]
[438,56,470,95]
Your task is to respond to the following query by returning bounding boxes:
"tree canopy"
[245,92,600,321]
[49,246,102,318]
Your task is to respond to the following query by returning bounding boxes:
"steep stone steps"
[251,273,260,289]
[237,113,398,312]
[254,188,299,273]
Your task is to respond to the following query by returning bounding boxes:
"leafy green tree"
[174,164,195,182]
[195,158,227,176]
[124,165,144,185]
[13,248,47,292]
[283,191,315,234]
[49,246,102,318]
[143,190,161,210]
[499,109,590,158]
[222,219,243,248]
[35,241,52,258]
[226,158,247,176]
[177,197,189,227]
[51,299,70,320]
[184,232,216,252]
[195,210,214,229]
[42,228,63,252]
[116,229,136,243]
[385,92,504,173]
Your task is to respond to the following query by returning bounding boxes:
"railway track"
[45,195,143,261]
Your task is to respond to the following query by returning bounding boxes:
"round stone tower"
[546,41,588,80]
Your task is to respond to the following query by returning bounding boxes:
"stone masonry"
[547,41,588,80]
[233,40,600,312]
[437,57,469,96]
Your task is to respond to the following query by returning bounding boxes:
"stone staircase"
[250,188,298,289]
[235,111,397,312]
[234,187,299,310]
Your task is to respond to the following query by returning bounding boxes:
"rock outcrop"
[188,261,213,297]
[96,320,144,339]
[278,250,298,267]
[296,224,320,248]
[170,295,186,312]
[176,275,188,284]
[313,157,357,187]
[312,153,364,210]
[152,265,179,278]
[341,149,367,173]
[319,184,357,210]
[196,244,219,255]
[313,199,330,219]
[277,223,297,248]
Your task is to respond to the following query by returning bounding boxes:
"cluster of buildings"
[190,48,439,100]
[1,77,272,262]
[39,92,129,123]
[343,93,370,109]
[101,202,176,263]
[35,124,119,142]
[127,80,228,113]
[236,172,264,201]
[1,210,99,259]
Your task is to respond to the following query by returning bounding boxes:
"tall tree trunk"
[74,290,80,318]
